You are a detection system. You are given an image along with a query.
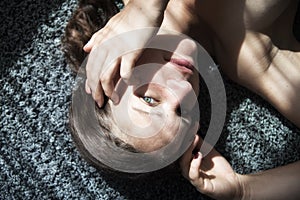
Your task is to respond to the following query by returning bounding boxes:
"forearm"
[124,0,170,12]
[121,0,170,27]
[238,161,300,200]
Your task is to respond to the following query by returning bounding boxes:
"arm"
[180,135,300,200]
[84,0,170,107]
[210,0,300,127]
[235,32,300,128]
[217,31,300,127]
[239,161,300,200]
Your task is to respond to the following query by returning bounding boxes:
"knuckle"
[188,170,198,181]
[120,70,129,79]
[120,65,132,79]
[189,175,196,182]
[99,73,109,83]
[121,71,133,82]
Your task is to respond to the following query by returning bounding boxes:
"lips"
[170,58,194,75]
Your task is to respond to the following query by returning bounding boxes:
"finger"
[83,35,96,53]
[179,135,199,179]
[85,79,92,94]
[85,47,107,96]
[93,82,105,108]
[100,58,121,104]
[120,52,141,83]
[86,72,103,106]
[189,152,202,181]
[86,73,101,99]
[83,27,109,53]
[189,152,206,193]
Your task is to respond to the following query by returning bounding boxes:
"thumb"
[189,151,206,191]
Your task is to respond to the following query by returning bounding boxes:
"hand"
[180,135,243,200]
[84,0,168,107]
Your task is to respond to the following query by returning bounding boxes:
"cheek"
[128,106,152,129]
[161,116,182,142]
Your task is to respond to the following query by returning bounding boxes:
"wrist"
[129,0,170,12]
[236,174,250,200]
[126,0,169,26]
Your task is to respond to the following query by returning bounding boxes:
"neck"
[161,0,214,54]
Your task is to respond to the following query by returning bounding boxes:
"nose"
[166,79,197,114]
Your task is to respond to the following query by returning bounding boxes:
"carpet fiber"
[1,0,300,199]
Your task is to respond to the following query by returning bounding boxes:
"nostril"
[175,105,181,116]
[162,51,174,63]
[176,105,190,117]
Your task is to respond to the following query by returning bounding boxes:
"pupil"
[145,97,151,103]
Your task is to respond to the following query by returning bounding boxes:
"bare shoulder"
[198,0,294,36]
[223,30,300,127]
[205,0,300,127]
[258,47,300,127]
[243,0,294,30]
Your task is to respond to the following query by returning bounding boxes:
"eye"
[141,96,158,106]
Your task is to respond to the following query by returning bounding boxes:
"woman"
[62,0,300,199]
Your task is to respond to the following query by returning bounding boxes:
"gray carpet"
[1,0,299,199]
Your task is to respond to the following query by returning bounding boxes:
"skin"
[84,0,300,199]
[108,35,200,152]
[84,0,169,105]
[162,0,300,127]
[165,0,300,199]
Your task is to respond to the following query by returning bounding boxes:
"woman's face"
[109,35,200,152]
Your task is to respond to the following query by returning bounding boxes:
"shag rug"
[1,0,299,199]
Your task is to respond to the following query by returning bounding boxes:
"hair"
[61,0,181,175]
[62,0,119,72]
[62,0,137,172]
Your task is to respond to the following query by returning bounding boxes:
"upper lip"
[169,58,194,75]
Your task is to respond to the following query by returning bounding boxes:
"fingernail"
[111,92,119,104]
[84,38,93,49]
[192,148,199,155]
[194,152,202,159]
[97,101,103,108]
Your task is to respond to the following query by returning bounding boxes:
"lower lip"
[170,58,194,73]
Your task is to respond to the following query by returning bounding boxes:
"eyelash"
[141,96,158,106]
